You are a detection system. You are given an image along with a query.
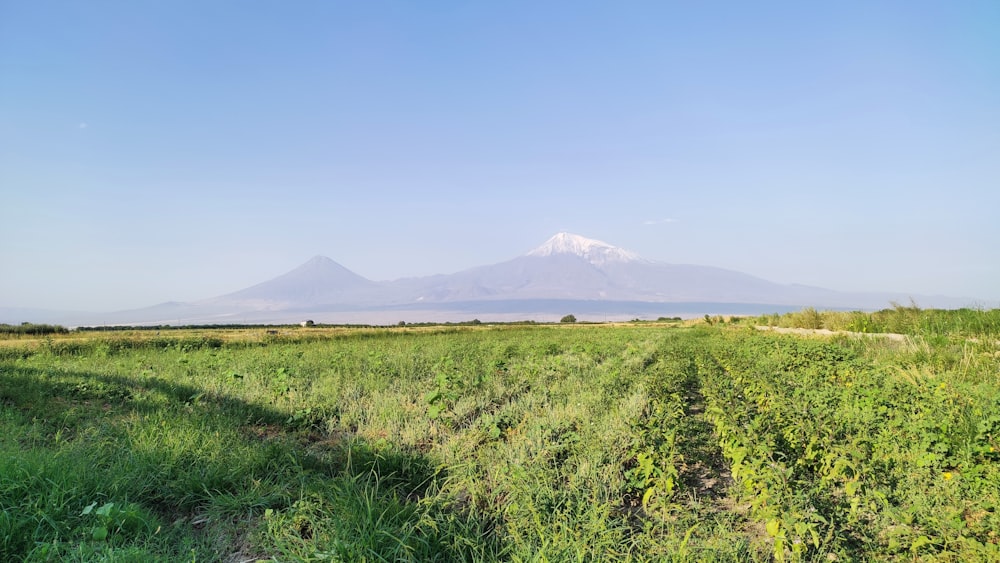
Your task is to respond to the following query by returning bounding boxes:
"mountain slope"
[205,256,381,309]
[387,254,618,302]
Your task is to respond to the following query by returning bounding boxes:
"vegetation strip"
[1,309,998,561]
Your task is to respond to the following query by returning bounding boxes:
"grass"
[752,304,1000,338]
[1,316,998,561]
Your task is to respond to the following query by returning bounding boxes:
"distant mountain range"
[1,233,979,326]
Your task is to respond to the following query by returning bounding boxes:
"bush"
[559,314,577,324]
[792,307,824,330]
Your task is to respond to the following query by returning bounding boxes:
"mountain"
[381,233,895,307]
[6,233,979,326]
[205,255,380,310]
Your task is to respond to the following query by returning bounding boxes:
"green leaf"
[92,526,108,541]
[81,501,97,516]
[662,475,675,496]
[766,519,781,538]
[845,479,860,496]
[435,372,449,388]
[641,487,656,508]
[910,535,934,552]
[95,502,115,517]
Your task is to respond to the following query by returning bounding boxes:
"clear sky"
[2,1,998,312]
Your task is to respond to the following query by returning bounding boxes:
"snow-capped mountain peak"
[526,233,643,265]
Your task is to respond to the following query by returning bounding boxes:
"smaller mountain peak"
[294,255,349,271]
[288,255,359,276]
[526,233,642,265]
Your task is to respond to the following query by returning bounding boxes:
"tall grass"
[753,304,1000,337]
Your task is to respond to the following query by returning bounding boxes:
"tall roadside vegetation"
[753,304,1000,338]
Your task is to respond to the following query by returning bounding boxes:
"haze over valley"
[1,234,978,327]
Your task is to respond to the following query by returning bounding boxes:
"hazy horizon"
[3,2,998,311]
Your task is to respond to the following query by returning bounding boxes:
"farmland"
[1,314,999,561]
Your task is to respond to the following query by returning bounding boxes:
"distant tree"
[0,323,68,335]
[560,314,577,324]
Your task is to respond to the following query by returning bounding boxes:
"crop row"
[699,330,1000,561]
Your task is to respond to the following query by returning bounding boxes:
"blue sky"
[2,1,998,311]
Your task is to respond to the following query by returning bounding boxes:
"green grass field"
[1,316,999,561]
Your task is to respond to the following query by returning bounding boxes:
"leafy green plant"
[424,357,463,423]
[80,500,155,543]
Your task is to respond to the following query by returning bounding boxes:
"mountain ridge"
[160,232,977,319]
[2,233,982,326]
